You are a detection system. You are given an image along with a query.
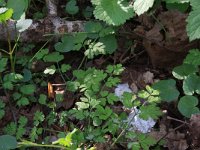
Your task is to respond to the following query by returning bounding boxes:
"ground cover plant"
[0,0,200,149]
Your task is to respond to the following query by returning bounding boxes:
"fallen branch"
[0,18,85,42]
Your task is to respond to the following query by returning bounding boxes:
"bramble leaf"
[133,0,155,16]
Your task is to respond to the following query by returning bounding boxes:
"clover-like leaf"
[93,0,134,26]
[172,64,198,80]
[134,0,155,16]
[183,74,200,95]
[152,79,179,102]
[178,95,200,118]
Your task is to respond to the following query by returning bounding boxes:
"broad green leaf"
[99,35,117,54]
[134,0,155,16]
[76,102,89,110]
[178,95,200,118]
[93,0,134,26]
[122,92,134,108]
[0,58,8,72]
[22,69,32,82]
[172,64,198,80]
[16,19,32,32]
[152,79,180,102]
[38,94,47,105]
[65,0,79,15]
[186,0,200,41]
[184,49,200,67]
[17,97,29,106]
[0,8,13,22]
[61,64,71,73]
[20,84,36,95]
[43,52,64,62]
[84,21,103,38]
[7,0,28,20]
[0,135,17,150]
[166,2,189,12]
[139,104,162,120]
[183,74,200,95]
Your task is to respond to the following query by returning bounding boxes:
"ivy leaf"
[43,52,64,62]
[152,79,180,102]
[184,49,200,67]
[99,35,117,54]
[93,0,134,26]
[183,74,200,95]
[178,95,200,118]
[172,64,198,80]
[0,135,17,150]
[134,0,155,16]
[20,84,36,95]
[65,0,79,15]
[186,0,200,41]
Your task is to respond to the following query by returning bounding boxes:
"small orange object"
[48,82,54,98]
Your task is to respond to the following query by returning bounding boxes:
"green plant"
[152,49,200,118]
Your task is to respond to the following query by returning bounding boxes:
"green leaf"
[34,48,49,60]
[0,8,13,23]
[22,68,32,82]
[186,0,200,41]
[184,49,200,67]
[152,79,180,102]
[84,41,106,59]
[172,64,198,80]
[0,135,17,150]
[7,0,28,20]
[55,34,86,52]
[139,104,162,120]
[17,97,29,106]
[38,94,47,105]
[43,52,64,62]
[65,0,79,15]
[61,64,71,73]
[122,92,134,108]
[76,102,89,110]
[0,58,8,72]
[134,0,155,16]
[178,95,200,118]
[93,0,134,26]
[99,35,117,54]
[183,74,200,95]
[20,84,36,95]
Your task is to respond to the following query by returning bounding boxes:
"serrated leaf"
[184,49,200,67]
[139,104,162,120]
[186,0,200,41]
[134,0,155,16]
[0,135,17,150]
[93,0,134,26]
[172,64,198,80]
[0,58,8,72]
[178,95,200,118]
[153,79,180,102]
[183,74,200,95]
[35,48,49,60]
